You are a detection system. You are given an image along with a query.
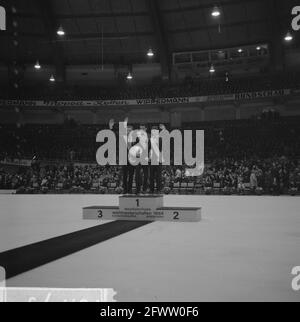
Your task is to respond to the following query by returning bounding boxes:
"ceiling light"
[147,48,154,57]
[57,26,65,36]
[209,65,215,73]
[211,6,221,17]
[238,48,243,53]
[127,72,133,80]
[49,74,55,82]
[284,32,293,42]
[256,46,261,51]
[34,61,41,69]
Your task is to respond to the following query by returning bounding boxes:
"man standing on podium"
[134,123,165,195]
[149,124,165,195]
[109,117,134,195]
[132,123,165,195]
[134,124,150,195]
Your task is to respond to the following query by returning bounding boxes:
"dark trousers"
[122,165,134,194]
[135,165,149,194]
[150,165,162,194]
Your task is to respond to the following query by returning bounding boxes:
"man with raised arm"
[109,117,134,194]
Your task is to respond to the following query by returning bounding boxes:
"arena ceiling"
[0,0,299,69]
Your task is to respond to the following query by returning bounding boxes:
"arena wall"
[1,98,300,125]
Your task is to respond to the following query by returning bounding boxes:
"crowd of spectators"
[0,157,299,195]
[0,164,122,194]
[0,117,299,195]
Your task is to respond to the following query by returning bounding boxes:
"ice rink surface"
[0,194,299,302]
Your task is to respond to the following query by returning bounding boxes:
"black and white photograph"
[0,0,300,307]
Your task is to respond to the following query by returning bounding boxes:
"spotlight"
[225,72,229,82]
[49,75,55,82]
[211,6,221,17]
[147,48,154,57]
[57,26,65,36]
[34,61,41,70]
[127,72,133,80]
[284,32,293,42]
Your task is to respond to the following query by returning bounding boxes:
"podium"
[83,195,201,222]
